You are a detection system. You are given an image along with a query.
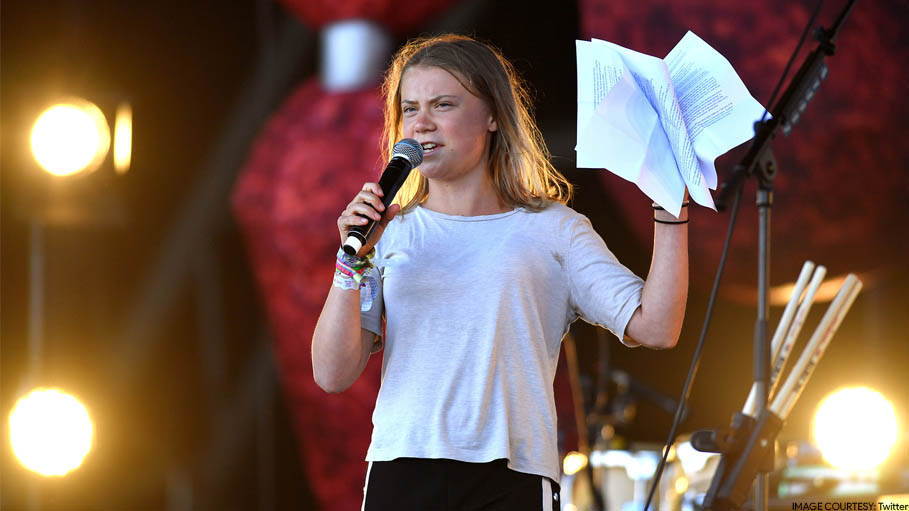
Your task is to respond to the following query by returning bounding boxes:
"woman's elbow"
[653,333,679,349]
[629,331,678,350]
[313,368,351,394]
[625,310,681,349]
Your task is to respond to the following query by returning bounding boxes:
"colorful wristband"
[332,247,379,311]
[335,247,374,284]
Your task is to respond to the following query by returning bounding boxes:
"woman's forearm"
[312,285,375,393]
[625,206,689,349]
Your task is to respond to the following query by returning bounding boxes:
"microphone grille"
[393,138,424,167]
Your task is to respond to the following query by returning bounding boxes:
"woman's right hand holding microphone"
[337,182,401,257]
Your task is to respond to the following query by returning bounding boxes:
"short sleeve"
[360,265,384,353]
[566,213,644,344]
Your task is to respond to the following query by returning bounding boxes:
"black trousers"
[362,458,560,511]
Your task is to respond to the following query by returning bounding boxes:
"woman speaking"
[312,34,689,510]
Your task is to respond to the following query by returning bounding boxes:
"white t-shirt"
[360,202,644,483]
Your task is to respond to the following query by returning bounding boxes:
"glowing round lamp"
[812,387,898,471]
[113,102,132,174]
[674,476,689,494]
[563,451,589,476]
[30,100,110,177]
[9,388,93,476]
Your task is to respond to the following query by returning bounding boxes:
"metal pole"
[754,186,772,511]
[26,217,45,511]
[27,218,45,383]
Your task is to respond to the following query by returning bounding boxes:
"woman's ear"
[488,114,498,133]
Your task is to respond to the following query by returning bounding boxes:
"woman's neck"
[422,174,508,217]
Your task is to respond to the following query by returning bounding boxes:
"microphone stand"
[701,2,858,510]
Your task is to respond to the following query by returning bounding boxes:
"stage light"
[770,273,869,306]
[30,100,110,177]
[563,451,589,476]
[113,102,132,174]
[812,386,897,471]
[674,475,689,494]
[9,388,93,476]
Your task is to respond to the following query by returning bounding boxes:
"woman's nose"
[411,109,435,133]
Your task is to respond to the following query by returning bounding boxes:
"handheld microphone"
[342,138,423,255]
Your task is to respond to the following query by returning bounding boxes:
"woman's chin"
[418,165,444,180]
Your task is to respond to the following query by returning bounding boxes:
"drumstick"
[771,261,816,362]
[767,265,827,398]
[772,274,860,417]
[777,279,861,418]
[742,261,819,416]
[770,274,862,419]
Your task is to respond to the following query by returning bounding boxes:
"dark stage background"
[2,0,907,509]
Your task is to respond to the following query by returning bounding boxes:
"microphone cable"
[641,2,825,510]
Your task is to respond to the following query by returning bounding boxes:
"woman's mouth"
[420,142,441,155]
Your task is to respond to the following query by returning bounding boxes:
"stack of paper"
[576,31,767,217]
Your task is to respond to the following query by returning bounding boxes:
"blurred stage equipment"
[562,328,683,511]
[9,388,93,477]
[24,96,132,366]
[561,442,721,511]
[13,96,132,486]
[776,436,909,503]
[565,421,904,511]
[23,96,133,228]
[812,386,898,472]
[30,98,131,177]
[689,265,862,511]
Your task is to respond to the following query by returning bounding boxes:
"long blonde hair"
[380,34,572,213]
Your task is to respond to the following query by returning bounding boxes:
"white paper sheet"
[666,31,768,190]
[576,31,767,217]
[576,40,687,215]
